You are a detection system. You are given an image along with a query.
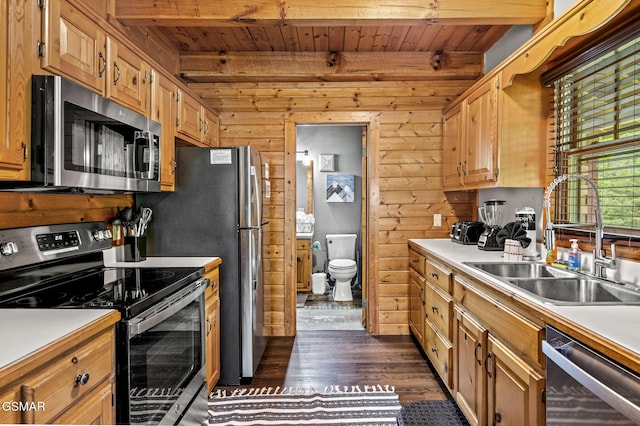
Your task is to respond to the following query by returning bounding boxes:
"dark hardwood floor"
[214,330,450,406]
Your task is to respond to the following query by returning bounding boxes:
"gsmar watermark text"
[2,401,46,412]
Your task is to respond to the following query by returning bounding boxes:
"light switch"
[434,214,442,227]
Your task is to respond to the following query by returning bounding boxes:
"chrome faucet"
[543,173,616,279]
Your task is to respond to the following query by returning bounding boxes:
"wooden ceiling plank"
[328,26,346,52]
[343,26,362,51]
[312,27,330,51]
[179,51,482,82]
[279,26,300,51]
[296,27,316,51]
[357,26,378,52]
[413,25,441,51]
[115,0,549,26]
[249,26,282,51]
[386,26,411,52]
[372,26,394,52]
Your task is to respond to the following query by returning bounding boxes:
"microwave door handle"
[129,284,205,337]
[542,340,640,422]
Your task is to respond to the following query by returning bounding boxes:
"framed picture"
[326,174,355,203]
[319,154,335,172]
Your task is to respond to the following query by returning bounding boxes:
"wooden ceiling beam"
[115,0,548,27]
[179,51,483,82]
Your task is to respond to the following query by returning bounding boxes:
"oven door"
[118,278,208,425]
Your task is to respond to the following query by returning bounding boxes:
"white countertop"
[410,239,640,359]
[0,309,117,368]
[1,253,220,373]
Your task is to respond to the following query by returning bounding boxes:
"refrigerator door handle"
[252,164,262,228]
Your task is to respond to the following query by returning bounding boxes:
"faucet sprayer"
[543,173,615,279]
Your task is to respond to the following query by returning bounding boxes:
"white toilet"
[326,234,358,302]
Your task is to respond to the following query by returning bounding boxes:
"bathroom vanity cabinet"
[296,239,312,292]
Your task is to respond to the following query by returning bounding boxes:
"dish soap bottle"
[568,239,582,271]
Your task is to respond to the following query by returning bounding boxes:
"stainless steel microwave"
[0,75,161,193]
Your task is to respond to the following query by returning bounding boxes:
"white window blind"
[548,29,640,237]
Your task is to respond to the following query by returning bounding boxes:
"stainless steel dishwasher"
[543,326,640,425]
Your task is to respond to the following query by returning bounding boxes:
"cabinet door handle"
[474,342,482,365]
[113,62,121,85]
[419,287,425,305]
[485,352,493,378]
[462,161,468,176]
[431,305,438,313]
[456,163,461,176]
[431,272,438,280]
[207,318,212,336]
[75,372,90,385]
[98,52,107,77]
[431,347,438,354]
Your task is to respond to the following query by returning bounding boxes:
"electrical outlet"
[434,214,442,227]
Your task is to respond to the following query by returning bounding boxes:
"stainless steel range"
[0,222,208,425]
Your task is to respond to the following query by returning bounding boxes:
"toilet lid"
[329,259,356,269]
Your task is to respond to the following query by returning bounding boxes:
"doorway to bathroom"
[295,124,364,331]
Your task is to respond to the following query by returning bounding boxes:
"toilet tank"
[326,234,357,260]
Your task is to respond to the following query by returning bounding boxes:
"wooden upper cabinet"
[177,89,219,147]
[0,0,30,179]
[464,78,498,187]
[443,77,498,191]
[203,108,220,147]
[442,102,464,189]
[443,73,546,191]
[105,36,151,116]
[176,88,204,144]
[40,0,107,95]
[40,0,150,116]
[151,71,177,191]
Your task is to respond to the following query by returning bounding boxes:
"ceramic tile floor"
[296,291,364,331]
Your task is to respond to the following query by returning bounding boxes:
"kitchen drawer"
[205,267,220,299]
[453,276,544,369]
[20,328,114,424]
[408,248,426,276]
[424,318,453,390]
[424,281,453,341]
[426,259,452,293]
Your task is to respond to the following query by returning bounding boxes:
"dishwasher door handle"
[542,340,640,423]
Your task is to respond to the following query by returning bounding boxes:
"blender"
[477,199,506,251]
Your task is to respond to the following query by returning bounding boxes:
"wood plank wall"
[0,193,132,230]
[194,80,477,336]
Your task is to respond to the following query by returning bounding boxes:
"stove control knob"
[104,229,112,239]
[0,242,18,256]
[93,230,106,241]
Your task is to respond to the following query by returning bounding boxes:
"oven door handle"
[542,340,640,422]
[129,281,207,337]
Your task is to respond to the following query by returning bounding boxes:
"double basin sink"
[464,262,640,305]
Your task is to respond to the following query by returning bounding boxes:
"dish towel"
[496,222,531,248]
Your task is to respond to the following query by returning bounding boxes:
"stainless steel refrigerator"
[138,146,268,385]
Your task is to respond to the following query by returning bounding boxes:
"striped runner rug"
[208,385,401,425]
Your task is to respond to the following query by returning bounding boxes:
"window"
[545,26,640,240]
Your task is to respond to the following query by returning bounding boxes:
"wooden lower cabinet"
[408,243,546,426]
[424,318,453,389]
[486,336,545,426]
[205,266,221,392]
[296,239,311,292]
[0,315,118,425]
[454,306,488,426]
[409,269,425,344]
